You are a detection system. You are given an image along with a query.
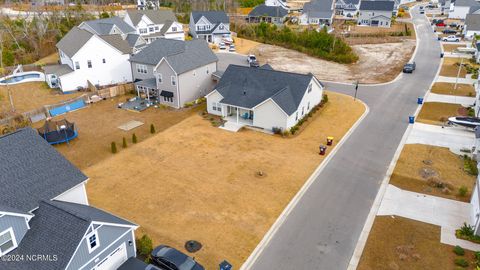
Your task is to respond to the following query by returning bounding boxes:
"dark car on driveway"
[249,60,260,67]
[151,245,204,270]
[403,62,416,73]
[442,28,457,34]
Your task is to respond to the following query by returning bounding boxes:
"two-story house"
[130,38,218,108]
[189,11,232,44]
[265,0,289,9]
[448,0,480,19]
[0,128,138,270]
[335,0,361,18]
[299,0,335,26]
[124,9,185,43]
[43,27,134,92]
[358,0,395,28]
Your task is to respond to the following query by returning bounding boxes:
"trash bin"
[437,37,441,41]
[417,97,424,104]
[440,52,444,58]
[219,260,232,270]
[327,136,334,146]
[319,145,327,155]
[409,116,415,124]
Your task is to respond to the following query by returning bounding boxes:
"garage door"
[93,242,127,270]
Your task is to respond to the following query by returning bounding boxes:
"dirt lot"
[85,92,366,269]
[34,52,59,65]
[233,37,261,55]
[389,144,476,202]
[358,216,476,270]
[44,95,201,169]
[431,82,476,97]
[0,82,82,116]
[254,40,416,83]
[439,57,468,77]
[417,102,466,125]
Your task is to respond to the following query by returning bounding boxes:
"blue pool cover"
[49,99,85,117]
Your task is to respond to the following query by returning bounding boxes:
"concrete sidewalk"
[437,76,476,84]
[406,122,474,151]
[378,185,480,250]
[425,93,475,105]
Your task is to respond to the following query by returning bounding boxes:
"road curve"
[245,6,442,270]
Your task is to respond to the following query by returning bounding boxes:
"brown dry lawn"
[431,82,476,97]
[46,95,201,169]
[34,52,59,65]
[233,37,261,55]
[0,82,82,115]
[417,102,465,125]
[389,144,476,202]
[85,92,366,269]
[442,44,465,53]
[358,216,476,270]
[439,57,468,77]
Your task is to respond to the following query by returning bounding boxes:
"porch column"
[236,108,239,124]
[221,105,225,117]
[146,88,150,100]
[136,86,140,97]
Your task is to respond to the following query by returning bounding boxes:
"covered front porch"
[221,104,254,126]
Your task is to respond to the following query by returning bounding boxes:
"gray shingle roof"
[215,65,316,115]
[455,0,480,7]
[130,38,218,74]
[302,0,334,19]
[56,27,93,58]
[126,9,177,26]
[359,0,395,11]
[98,34,133,54]
[135,78,157,88]
[0,204,31,216]
[466,14,480,31]
[191,11,229,24]
[0,128,88,212]
[249,4,289,17]
[2,200,136,270]
[42,64,73,76]
[126,33,146,48]
[82,16,136,35]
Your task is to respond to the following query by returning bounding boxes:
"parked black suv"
[151,245,204,270]
[403,62,416,73]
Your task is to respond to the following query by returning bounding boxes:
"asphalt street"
[218,6,442,270]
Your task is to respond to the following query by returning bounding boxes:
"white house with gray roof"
[335,0,361,17]
[300,0,335,26]
[206,65,324,132]
[124,9,185,43]
[358,0,395,27]
[248,4,289,24]
[464,14,480,39]
[449,0,480,19]
[0,128,138,270]
[43,26,134,92]
[189,11,232,44]
[130,38,218,108]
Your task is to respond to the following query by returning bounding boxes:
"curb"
[239,96,370,270]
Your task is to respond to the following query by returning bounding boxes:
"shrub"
[122,137,127,148]
[464,155,478,175]
[468,107,476,117]
[458,186,468,197]
[136,234,153,257]
[184,101,194,108]
[111,142,117,154]
[455,258,469,267]
[132,133,137,144]
[150,124,156,134]
[272,127,283,135]
[454,245,465,256]
[459,222,475,237]
[322,94,329,104]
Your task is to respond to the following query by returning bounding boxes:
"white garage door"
[93,242,127,270]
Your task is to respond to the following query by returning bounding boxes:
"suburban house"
[358,0,395,28]
[299,0,335,26]
[335,0,361,18]
[265,0,289,9]
[137,0,160,10]
[189,11,232,44]
[448,0,480,19]
[471,159,480,235]
[247,4,289,24]
[130,38,218,108]
[439,0,452,14]
[475,42,480,64]
[43,27,134,92]
[206,64,324,132]
[124,9,185,43]
[0,128,138,270]
[464,14,480,39]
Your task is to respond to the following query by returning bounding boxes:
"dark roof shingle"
[249,4,288,17]
[359,0,395,11]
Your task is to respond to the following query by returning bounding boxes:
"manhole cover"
[185,240,202,253]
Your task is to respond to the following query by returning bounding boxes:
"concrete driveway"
[406,122,475,151]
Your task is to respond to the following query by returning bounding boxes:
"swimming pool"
[0,71,45,85]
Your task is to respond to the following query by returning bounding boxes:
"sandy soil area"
[439,57,468,78]
[254,40,416,83]
[358,216,475,270]
[389,144,476,202]
[85,91,366,269]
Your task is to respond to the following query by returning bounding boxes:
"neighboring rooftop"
[248,4,289,17]
[215,65,318,115]
[126,9,177,26]
[466,13,480,31]
[56,27,93,58]
[81,16,136,35]
[191,10,230,24]
[0,128,88,212]
[302,0,334,19]
[43,64,74,76]
[359,0,395,11]
[130,38,218,74]
[455,0,480,7]
[98,34,134,54]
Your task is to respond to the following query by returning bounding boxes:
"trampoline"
[37,119,78,145]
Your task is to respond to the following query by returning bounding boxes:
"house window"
[172,26,177,32]
[136,64,147,74]
[193,70,196,76]
[140,28,147,34]
[87,60,92,68]
[219,24,224,30]
[0,228,16,256]
[75,61,80,69]
[302,107,305,115]
[158,74,162,83]
[197,25,206,31]
[86,231,100,253]
[102,58,106,64]
[163,96,173,102]
[307,83,312,93]
[307,102,310,110]
[212,102,222,112]
[171,76,176,86]
[154,26,159,31]
[295,111,298,121]
[149,27,154,32]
